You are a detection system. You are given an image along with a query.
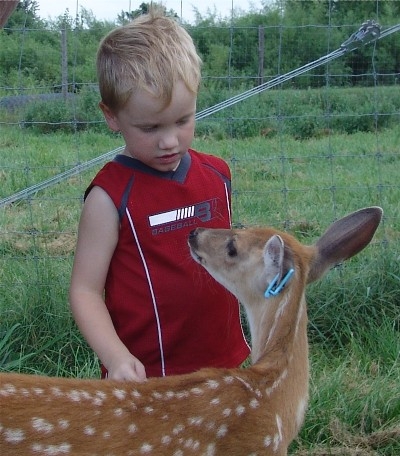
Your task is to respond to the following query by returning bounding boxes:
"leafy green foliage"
[1,0,399,98]
[21,87,107,133]
[195,85,400,140]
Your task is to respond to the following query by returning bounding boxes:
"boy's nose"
[159,131,179,150]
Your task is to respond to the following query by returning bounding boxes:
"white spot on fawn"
[96,390,107,400]
[235,405,246,415]
[185,439,200,450]
[264,435,272,447]
[113,388,126,400]
[254,388,263,398]
[32,417,54,434]
[114,407,124,417]
[51,387,63,397]
[92,390,106,406]
[161,435,172,445]
[176,391,189,399]
[216,424,228,438]
[128,423,137,434]
[4,428,25,443]
[250,398,259,408]
[206,379,219,389]
[206,443,216,455]
[0,383,16,396]
[80,390,92,401]
[131,389,141,398]
[173,424,185,435]
[190,387,203,395]
[188,416,203,426]
[140,443,152,453]
[67,390,81,402]
[31,443,71,454]
[92,398,103,406]
[84,425,96,436]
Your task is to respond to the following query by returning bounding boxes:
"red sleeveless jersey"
[86,149,250,377]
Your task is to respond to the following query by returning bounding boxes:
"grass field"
[0,123,399,454]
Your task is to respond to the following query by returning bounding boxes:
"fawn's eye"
[227,239,237,257]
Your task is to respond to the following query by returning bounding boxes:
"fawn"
[0,207,382,455]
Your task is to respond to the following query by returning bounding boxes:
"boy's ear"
[99,102,120,132]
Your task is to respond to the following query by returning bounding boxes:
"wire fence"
[1,2,399,312]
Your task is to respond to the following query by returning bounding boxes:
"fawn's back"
[1,207,383,455]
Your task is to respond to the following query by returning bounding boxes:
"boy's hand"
[107,355,147,382]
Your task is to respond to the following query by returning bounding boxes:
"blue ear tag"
[264,268,295,299]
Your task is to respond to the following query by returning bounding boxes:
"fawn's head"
[188,207,383,306]
[188,227,309,306]
[188,207,382,367]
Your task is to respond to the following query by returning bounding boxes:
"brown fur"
[0,1,18,28]
[0,207,382,455]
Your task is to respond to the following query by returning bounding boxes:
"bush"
[18,88,107,134]
[196,85,400,140]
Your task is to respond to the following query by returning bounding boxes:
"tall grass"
[1,106,399,453]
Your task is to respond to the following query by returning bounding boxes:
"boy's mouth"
[158,152,180,162]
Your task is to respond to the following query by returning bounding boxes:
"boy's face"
[100,80,196,172]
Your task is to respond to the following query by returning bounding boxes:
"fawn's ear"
[263,235,285,281]
[308,207,383,283]
[262,235,295,297]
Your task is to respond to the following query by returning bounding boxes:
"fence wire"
[1,20,399,208]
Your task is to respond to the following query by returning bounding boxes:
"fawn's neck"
[246,287,308,370]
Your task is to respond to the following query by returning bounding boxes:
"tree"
[116,2,179,25]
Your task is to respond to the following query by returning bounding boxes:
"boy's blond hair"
[97,8,202,111]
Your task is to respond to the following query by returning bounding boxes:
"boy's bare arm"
[70,289,146,381]
[69,187,146,381]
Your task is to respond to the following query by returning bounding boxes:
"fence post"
[61,28,68,100]
[258,25,265,86]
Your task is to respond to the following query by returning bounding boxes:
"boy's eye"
[138,116,191,132]
[140,125,158,132]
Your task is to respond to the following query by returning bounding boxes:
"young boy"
[69,8,250,381]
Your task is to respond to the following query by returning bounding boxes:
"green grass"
[294,346,400,454]
[0,123,399,455]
